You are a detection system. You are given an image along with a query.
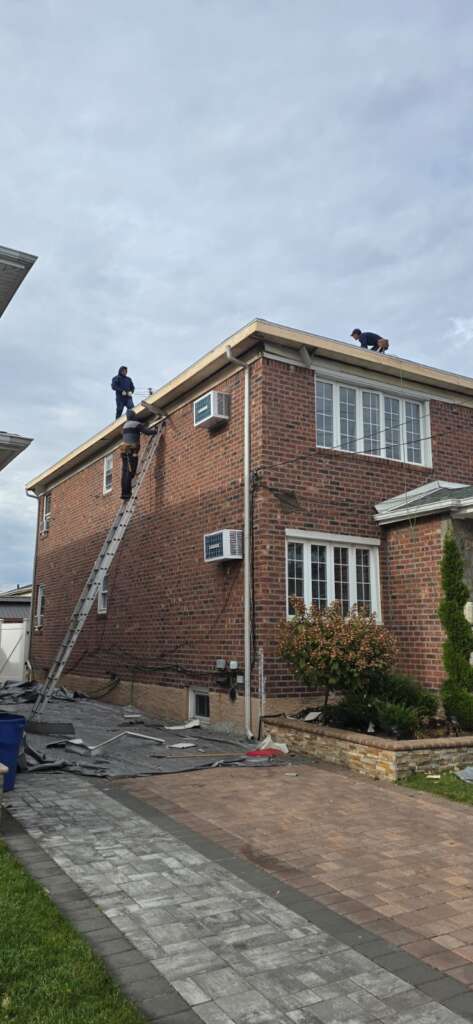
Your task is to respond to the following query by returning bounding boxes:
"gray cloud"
[1,0,473,586]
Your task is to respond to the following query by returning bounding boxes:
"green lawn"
[0,843,145,1024]
[399,770,473,805]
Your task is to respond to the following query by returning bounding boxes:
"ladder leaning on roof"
[31,419,165,717]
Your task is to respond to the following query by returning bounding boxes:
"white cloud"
[1,0,473,585]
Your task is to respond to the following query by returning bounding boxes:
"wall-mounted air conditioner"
[204,530,243,562]
[193,391,230,428]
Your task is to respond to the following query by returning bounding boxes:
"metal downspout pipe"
[225,348,253,739]
[25,490,40,674]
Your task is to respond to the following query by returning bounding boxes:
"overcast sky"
[1,1,473,590]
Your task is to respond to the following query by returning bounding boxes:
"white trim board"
[285,528,380,546]
[262,342,473,408]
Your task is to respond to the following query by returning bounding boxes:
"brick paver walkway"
[123,763,473,989]
[4,774,473,1023]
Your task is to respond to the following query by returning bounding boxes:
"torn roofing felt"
[0,682,282,778]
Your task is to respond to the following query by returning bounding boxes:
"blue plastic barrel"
[0,711,26,792]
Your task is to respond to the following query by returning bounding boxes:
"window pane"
[316,380,333,448]
[356,549,371,612]
[406,401,422,463]
[334,547,350,615]
[195,692,210,718]
[362,392,380,454]
[311,545,327,608]
[339,387,357,452]
[384,396,401,460]
[287,542,304,611]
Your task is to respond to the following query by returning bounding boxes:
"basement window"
[286,531,381,618]
[103,454,113,494]
[97,574,108,615]
[190,688,210,721]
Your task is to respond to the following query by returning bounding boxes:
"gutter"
[225,347,253,740]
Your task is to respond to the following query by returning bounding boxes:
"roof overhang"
[0,432,33,472]
[25,318,473,494]
[375,480,473,525]
[0,246,37,318]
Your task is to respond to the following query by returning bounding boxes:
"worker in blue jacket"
[111,366,135,418]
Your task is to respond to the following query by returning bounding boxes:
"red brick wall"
[251,358,473,696]
[31,353,473,709]
[32,365,263,700]
[380,517,446,688]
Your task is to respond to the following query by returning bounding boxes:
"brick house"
[27,320,473,734]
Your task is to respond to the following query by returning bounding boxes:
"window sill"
[316,444,428,469]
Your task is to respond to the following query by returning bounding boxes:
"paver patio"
[123,762,473,990]
[3,771,473,1023]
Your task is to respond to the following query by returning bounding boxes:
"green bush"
[323,672,437,738]
[324,695,375,732]
[438,530,473,730]
[376,673,438,717]
[373,701,419,739]
[443,686,473,731]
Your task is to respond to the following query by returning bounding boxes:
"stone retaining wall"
[267,717,473,781]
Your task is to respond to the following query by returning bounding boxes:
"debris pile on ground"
[0,683,290,780]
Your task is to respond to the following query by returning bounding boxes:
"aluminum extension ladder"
[31,420,165,717]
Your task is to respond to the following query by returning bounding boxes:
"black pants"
[121,451,139,499]
[116,394,134,418]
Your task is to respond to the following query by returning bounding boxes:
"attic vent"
[193,391,230,428]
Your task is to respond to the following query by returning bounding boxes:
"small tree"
[279,600,396,700]
[439,529,473,728]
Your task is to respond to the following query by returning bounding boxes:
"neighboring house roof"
[0,431,33,472]
[0,585,32,600]
[0,585,31,621]
[0,245,36,318]
[25,318,473,495]
[375,480,473,525]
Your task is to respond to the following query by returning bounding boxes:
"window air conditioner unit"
[204,529,243,562]
[193,391,230,428]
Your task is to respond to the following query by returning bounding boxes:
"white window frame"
[97,574,108,615]
[286,529,381,620]
[103,454,113,494]
[315,375,431,467]
[35,584,45,628]
[189,687,210,722]
[41,493,52,534]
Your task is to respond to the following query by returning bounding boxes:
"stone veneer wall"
[268,717,473,782]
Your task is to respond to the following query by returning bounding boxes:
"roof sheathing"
[26,318,473,493]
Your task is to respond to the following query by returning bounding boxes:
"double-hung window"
[41,494,52,534]
[315,377,427,465]
[286,531,380,618]
[35,584,45,628]
[103,454,113,494]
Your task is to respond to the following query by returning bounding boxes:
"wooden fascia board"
[26,317,473,493]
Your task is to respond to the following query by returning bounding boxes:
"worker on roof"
[112,366,135,418]
[351,329,389,354]
[120,408,159,501]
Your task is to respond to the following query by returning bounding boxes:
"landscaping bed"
[0,842,145,1024]
[266,715,473,781]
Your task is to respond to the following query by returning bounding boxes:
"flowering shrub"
[279,599,397,698]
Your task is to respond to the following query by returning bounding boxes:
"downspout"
[225,348,253,738]
[26,489,40,674]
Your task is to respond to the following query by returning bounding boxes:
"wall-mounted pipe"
[25,489,40,672]
[225,347,253,739]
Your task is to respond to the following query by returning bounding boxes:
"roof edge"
[26,318,473,493]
